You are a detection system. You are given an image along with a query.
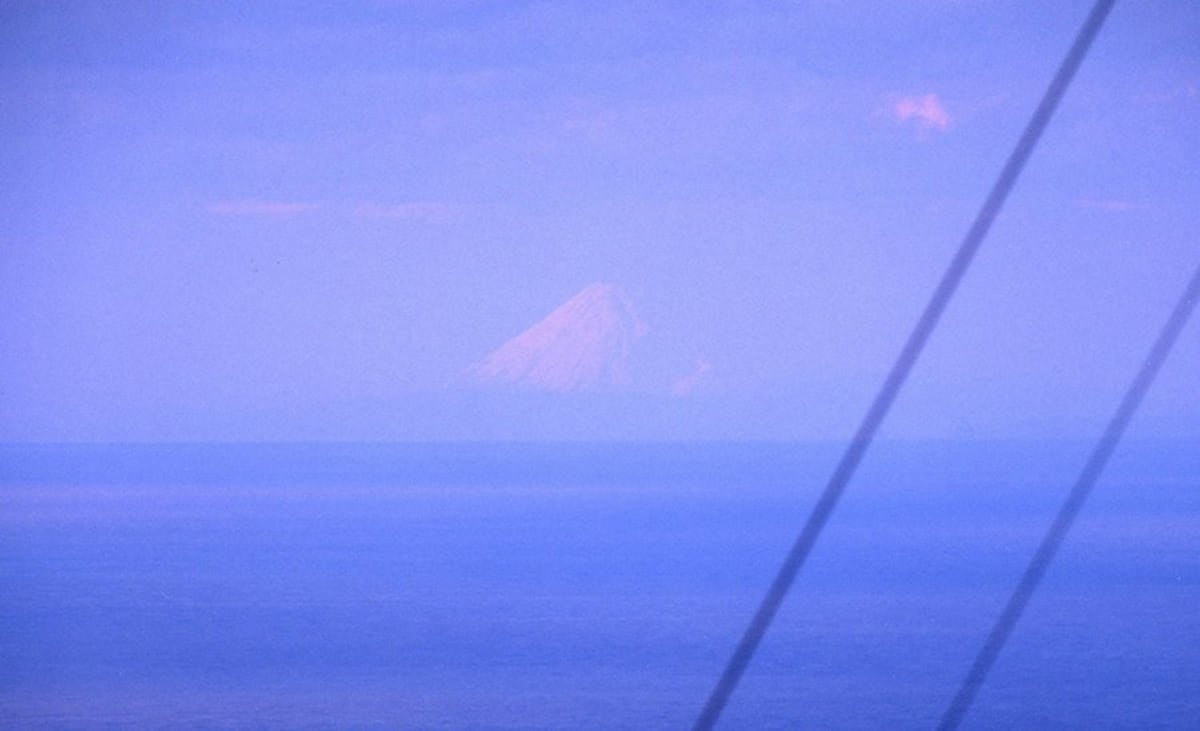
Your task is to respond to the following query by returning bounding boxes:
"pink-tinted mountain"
[465,282,649,393]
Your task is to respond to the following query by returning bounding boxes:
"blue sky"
[2,1,1197,441]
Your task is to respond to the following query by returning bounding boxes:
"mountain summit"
[465,282,648,392]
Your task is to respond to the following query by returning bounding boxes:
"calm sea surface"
[2,441,1198,729]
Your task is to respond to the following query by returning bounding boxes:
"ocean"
[2,441,1197,729]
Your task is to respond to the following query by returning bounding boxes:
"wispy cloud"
[1075,197,1143,213]
[208,199,457,222]
[353,202,455,223]
[888,93,952,132]
[208,200,320,217]
[1134,81,1198,106]
[562,110,614,141]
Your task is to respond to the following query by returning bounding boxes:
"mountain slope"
[465,282,648,392]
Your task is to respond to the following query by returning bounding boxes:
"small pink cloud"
[889,93,952,132]
[353,202,454,223]
[671,356,714,397]
[563,112,614,141]
[208,200,319,217]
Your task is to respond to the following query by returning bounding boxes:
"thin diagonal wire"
[938,259,1200,730]
[692,2,1116,728]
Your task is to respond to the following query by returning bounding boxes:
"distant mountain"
[465,282,648,393]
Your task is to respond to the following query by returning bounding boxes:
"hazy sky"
[2,1,1197,441]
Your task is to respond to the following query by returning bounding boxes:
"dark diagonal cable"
[938,259,1200,730]
[692,2,1116,728]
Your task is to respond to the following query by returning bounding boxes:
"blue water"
[2,441,1198,728]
